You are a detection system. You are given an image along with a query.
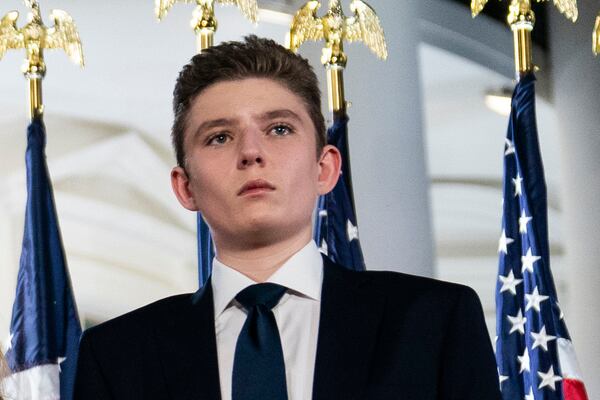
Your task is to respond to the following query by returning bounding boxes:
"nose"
[237,129,265,169]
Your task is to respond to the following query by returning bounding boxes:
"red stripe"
[563,378,589,400]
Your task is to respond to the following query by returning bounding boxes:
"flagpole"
[288,0,387,116]
[472,0,577,81]
[154,0,258,53]
[154,0,259,286]
[0,1,83,121]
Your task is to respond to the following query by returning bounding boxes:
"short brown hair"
[171,35,326,168]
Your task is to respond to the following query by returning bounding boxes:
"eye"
[207,133,230,146]
[270,124,293,136]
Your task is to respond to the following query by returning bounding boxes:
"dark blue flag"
[197,214,213,287]
[314,115,365,270]
[5,118,82,400]
[496,74,588,400]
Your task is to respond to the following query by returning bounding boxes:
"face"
[171,78,341,249]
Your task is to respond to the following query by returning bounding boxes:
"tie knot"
[236,283,287,310]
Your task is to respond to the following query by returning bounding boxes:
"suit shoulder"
[346,268,482,309]
[82,293,194,341]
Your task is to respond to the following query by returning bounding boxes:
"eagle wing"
[218,0,258,23]
[287,1,323,52]
[594,13,600,56]
[345,0,387,60]
[551,0,578,22]
[470,0,488,17]
[46,9,84,66]
[155,0,195,20]
[0,11,23,60]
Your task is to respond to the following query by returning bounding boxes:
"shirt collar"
[211,240,323,317]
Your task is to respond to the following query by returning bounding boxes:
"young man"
[74,36,501,400]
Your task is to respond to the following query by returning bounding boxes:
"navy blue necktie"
[232,283,288,400]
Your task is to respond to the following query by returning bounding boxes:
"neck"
[214,227,313,282]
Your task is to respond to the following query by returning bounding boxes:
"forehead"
[188,78,311,123]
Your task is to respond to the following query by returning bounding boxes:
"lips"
[238,179,276,196]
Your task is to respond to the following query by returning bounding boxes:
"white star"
[538,365,562,391]
[498,369,508,389]
[498,229,515,254]
[319,239,328,256]
[505,138,515,156]
[525,287,549,312]
[531,326,556,352]
[4,332,14,351]
[521,248,541,274]
[518,348,530,373]
[58,356,67,372]
[507,309,527,335]
[318,209,328,218]
[556,302,564,320]
[499,270,523,295]
[346,220,359,242]
[513,174,523,197]
[524,388,534,400]
[519,210,532,234]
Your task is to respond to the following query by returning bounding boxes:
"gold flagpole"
[471,0,577,81]
[0,0,83,121]
[287,0,387,118]
[155,0,259,53]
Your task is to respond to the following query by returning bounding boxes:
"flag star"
[346,219,359,242]
[519,210,533,234]
[531,326,556,351]
[318,209,328,218]
[507,309,527,335]
[518,348,530,373]
[525,287,549,312]
[319,239,328,256]
[538,365,562,391]
[524,388,534,400]
[5,332,14,351]
[498,229,515,254]
[498,369,508,389]
[521,248,541,274]
[505,138,515,156]
[499,270,523,295]
[513,174,523,197]
[556,302,564,320]
[58,356,67,372]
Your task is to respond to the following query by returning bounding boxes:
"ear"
[317,144,342,195]
[171,166,199,211]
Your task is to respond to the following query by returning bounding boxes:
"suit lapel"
[312,257,385,400]
[154,281,222,400]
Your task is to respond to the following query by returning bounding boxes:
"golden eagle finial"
[1,0,83,119]
[155,0,258,51]
[471,0,578,22]
[288,0,387,66]
[0,0,84,71]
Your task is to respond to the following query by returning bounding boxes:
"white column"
[549,4,600,398]
[344,0,434,276]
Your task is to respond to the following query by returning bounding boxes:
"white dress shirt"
[211,240,323,400]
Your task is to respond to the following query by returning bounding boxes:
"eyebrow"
[258,109,303,123]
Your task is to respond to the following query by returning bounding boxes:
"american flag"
[3,119,82,400]
[496,74,588,400]
[314,114,365,270]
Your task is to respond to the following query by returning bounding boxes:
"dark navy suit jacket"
[74,257,501,399]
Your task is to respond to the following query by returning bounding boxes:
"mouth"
[238,179,276,196]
